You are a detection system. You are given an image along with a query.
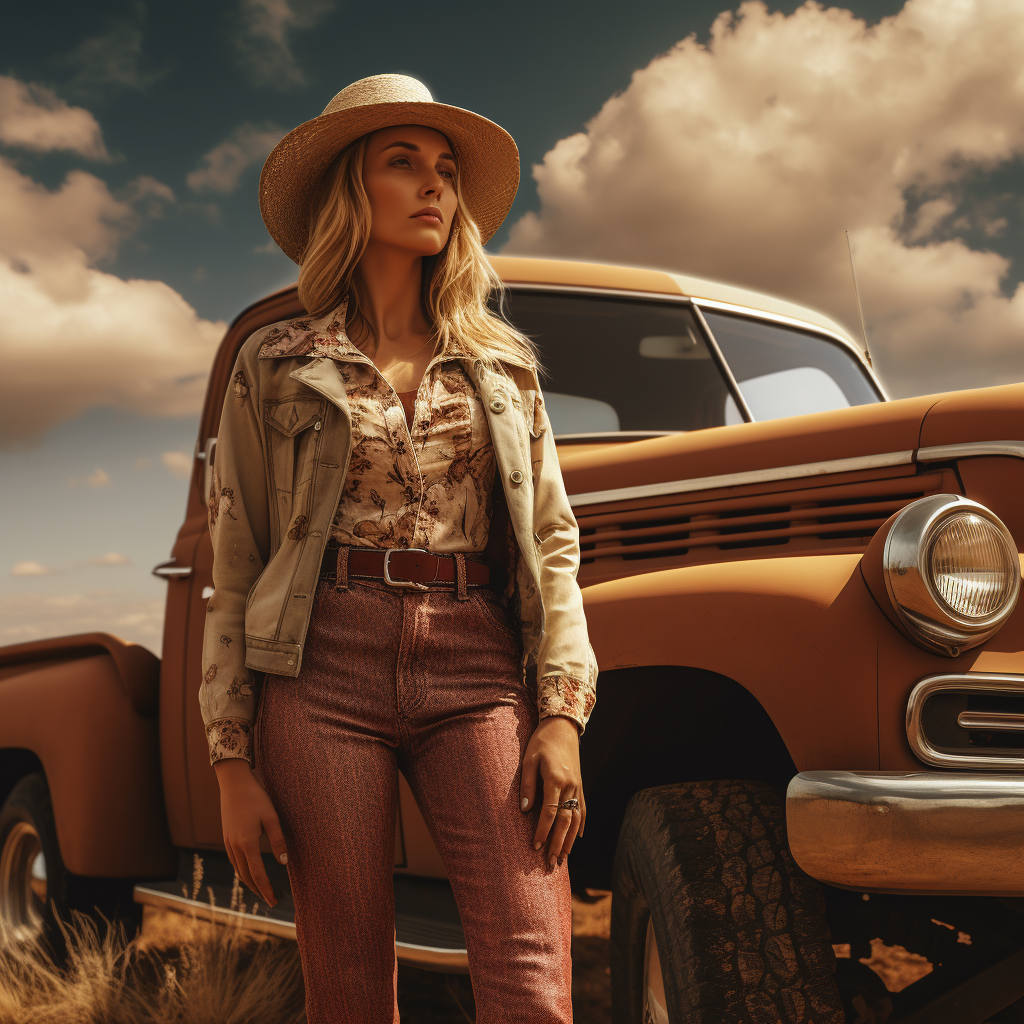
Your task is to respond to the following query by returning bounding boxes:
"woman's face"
[360,124,459,256]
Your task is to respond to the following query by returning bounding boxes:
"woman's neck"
[348,245,431,358]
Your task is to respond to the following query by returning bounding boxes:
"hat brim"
[259,100,520,264]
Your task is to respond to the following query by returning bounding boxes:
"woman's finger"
[230,839,260,900]
[558,808,582,862]
[242,838,276,907]
[533,779,564,851]
[547,801,576,867]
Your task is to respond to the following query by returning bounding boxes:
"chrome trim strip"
[133,884,471,970]
[554,430,682,443]
[786,770,1024,895]
[566,439,1024,508]
[907,673,1024,770]
[567,450,914,508]
[958,711,1024,732]
[917,441,1024,462]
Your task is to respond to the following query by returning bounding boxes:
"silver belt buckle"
[382,547,431,590]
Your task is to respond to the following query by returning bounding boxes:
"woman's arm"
[199,345,272,768]
[200,341,288,906]
[526,387,598,733]
[519,385,598,866]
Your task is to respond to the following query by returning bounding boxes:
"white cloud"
[161,450,193,479]
[0,590,166,655]
[187,122,284,194]
[87,467,112,488]
[0,76,108,159]
[501,0,1024,398]
[11,561,53,577]
[0,154,226,447]
[233,0,335,90]
[88,552,131,566]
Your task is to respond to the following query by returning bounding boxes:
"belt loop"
[335,544,350,591]
[454,552,469,601]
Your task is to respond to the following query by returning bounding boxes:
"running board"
[133,875,470,973]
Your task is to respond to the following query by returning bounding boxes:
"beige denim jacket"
[200,303,599,766]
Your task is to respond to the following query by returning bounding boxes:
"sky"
[2,0,1022,654]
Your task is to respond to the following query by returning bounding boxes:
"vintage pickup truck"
[1,254,1021,1023]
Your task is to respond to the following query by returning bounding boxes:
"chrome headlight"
[882,495,1020,656]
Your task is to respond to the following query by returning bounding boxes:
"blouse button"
[509,469,524,485]
[489,397,506,413]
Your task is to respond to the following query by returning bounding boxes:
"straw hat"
[259,73,520,264]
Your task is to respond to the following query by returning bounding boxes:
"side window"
[701,310,881,425]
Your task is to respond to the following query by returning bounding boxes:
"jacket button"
[509,469,524,485]
[286,658,295,665]
[314,420,322,430]
[489,397,506,413]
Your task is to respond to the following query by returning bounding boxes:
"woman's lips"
[413,214,442,224]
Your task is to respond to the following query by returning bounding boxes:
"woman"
[200,73,598,1022]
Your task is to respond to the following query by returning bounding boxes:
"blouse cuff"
[537,674,592,735]
[206,717,254,767]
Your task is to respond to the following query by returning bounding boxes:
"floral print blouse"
[327,353,497,552]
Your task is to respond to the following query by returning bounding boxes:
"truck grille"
[578,470,955,567]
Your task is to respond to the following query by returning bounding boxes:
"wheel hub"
[0,820,47,945]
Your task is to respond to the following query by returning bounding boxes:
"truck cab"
[2,255,1021,1022]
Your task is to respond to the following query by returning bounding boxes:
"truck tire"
[0,772,71,957]
[610,779,845,1024]
[0,772,141,961]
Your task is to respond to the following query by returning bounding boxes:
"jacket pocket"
[264,397,326,547]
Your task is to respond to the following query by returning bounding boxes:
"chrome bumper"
[786,771,1024,896]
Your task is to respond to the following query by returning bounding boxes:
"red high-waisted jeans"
[255,565,574,1024]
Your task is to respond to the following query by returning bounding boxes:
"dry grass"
[0,863,614,1024]
[0,886,306,1023]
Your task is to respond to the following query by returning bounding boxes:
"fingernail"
[549,855,556,867]
[279,853,287,864]
[520,797,529,811]
[534,841,542,851]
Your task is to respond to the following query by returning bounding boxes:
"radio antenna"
[845,229,872,367]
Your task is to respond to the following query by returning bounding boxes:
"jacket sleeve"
[528,386,598,734]
[199,343,271,767]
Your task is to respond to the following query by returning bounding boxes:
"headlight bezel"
[881,494,1020,656]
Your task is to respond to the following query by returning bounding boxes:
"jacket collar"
[257,295,540,384]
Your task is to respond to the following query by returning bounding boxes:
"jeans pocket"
[472,588,520,641]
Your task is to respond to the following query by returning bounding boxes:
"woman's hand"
[213,758,289,907]
[519,715,585,867]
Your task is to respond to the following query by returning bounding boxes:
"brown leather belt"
[319,543,491,591]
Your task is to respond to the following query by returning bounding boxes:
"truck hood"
[558,382,1023,495]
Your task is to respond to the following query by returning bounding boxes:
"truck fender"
[0,633,176,878]
[581,554,880,771]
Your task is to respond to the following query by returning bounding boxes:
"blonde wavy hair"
[296,130,542,378]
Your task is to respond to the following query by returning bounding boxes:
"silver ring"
[558,798,580,811]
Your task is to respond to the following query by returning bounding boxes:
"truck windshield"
[496,289,881,436]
